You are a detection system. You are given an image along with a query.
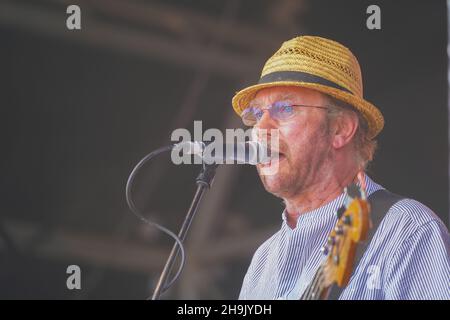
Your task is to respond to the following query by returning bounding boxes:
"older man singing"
[232,36,449,300]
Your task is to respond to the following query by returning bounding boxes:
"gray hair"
[324,95,377,170]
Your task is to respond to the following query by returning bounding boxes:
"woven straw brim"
[232,81,384,139]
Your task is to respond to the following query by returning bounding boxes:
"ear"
[331,112,359,149]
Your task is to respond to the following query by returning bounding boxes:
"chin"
[257,159,296,196]
[259,172,290,197]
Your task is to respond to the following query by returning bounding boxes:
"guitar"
[300,184,370,300]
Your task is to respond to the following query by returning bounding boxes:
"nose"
[254,110,278,143]
[255,109,277,131]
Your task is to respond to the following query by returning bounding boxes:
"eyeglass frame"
[241,101,330,126]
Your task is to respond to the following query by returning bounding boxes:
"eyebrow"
[250,92,297,105]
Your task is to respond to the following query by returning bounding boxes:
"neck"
[284,162,361,229]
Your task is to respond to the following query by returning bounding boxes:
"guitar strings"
[308,272,326,300]
[303,264,325,299]
[301,266,319,299]
[302,264,321,299]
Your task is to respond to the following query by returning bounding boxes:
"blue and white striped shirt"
[239,176,450,300]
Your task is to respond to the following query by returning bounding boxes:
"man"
[232,36,449,299]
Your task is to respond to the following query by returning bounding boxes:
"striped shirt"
[239,175,450,300]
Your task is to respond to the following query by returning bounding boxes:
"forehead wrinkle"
[252,89,299,106]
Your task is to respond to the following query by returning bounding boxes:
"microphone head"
[173,140,273,165]
[181,141,205,155]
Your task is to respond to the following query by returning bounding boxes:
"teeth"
[258,151,285,167]
[270,150,281,157]
[275,153,284,159]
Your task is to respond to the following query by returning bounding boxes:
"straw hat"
[232,36,384,138]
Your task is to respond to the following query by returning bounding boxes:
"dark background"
[0,0,448,299]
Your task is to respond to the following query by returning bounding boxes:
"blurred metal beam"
[83,0,285,53]
[42,0,285,55]
[0,219,168,274]
[0,219,275,275]
[0,0,260,78]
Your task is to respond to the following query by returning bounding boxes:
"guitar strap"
[327,188,405,300]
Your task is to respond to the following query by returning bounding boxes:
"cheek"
[279,121,309,152]
[280,118,329,161]
[280,121,303,141]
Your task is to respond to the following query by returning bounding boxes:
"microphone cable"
[125,144,186,299]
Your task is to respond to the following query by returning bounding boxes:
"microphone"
[172,141,272,165]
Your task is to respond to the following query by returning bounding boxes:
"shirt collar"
[281,174,383,229]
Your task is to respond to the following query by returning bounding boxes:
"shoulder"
[364,180,449,258]
[370,195,449,260]
[366,176,445,230]
[364,176,446,234]
[384,197,446,232]
[380,199,450,299]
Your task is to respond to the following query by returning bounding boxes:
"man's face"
[251,86,333,199]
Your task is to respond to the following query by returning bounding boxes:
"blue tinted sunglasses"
[241,101,329,126]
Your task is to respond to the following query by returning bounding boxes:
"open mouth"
[260,150,287,167]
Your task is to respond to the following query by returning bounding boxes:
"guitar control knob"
[334,225,344,235]
[336,206,346,219]
[333,255,339,265]
[320,246,329,255]
[343,215,352,225]
[327,236,336,245]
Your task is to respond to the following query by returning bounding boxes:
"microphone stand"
[151,163,218,300]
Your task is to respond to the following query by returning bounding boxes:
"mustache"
[266,140,288,157]
[256,140,288,160]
